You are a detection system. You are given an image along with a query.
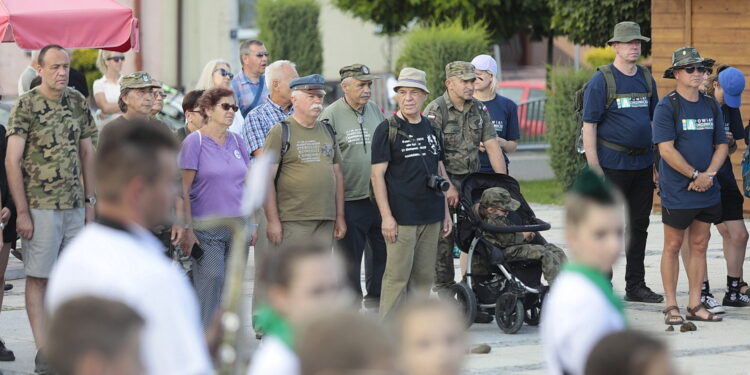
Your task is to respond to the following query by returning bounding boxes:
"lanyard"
[562,263,627,325]
[344,97,368,153]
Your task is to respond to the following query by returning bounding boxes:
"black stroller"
[449,173,552,334]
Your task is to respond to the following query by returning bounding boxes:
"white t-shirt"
[247,336,299,375]
[47,223,212,375]
[541,272,626,375]
[92,76,122,128]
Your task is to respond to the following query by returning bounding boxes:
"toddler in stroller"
[473,187,567,284]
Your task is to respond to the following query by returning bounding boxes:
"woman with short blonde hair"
[196,59,245,133]
[93,49,126,128]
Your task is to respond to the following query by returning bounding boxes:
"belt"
[598,139,649,156]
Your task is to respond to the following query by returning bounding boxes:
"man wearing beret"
[320,64,387,299]
[263,74,347,248]
[424,61,506,302]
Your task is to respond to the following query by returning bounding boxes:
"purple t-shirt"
[179,131,250,219]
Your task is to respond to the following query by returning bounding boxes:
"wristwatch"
[689,169,700,182]
[85,196,97,206]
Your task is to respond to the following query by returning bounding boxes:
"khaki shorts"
[21,208,84,278]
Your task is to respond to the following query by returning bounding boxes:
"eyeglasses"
[219,103,239,112]
[254,52,270,58]
[677,65,707,74]
[106,56,126,62]
[153,91,167,99]
[214,68,234,79]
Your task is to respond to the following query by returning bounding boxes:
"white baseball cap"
[471,55,497,76]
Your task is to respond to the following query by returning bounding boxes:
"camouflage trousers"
[471,243,567,284]
[434,173,468,291]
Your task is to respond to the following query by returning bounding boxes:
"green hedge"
[71,49,101,97]
[396,22,490,102]
[546,66,592,188]
[257,0,322,77]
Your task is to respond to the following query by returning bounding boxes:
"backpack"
[275,119,336,184]
[574,64,653,154]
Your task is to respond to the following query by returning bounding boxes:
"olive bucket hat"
[663,47,708,79]
[607,21,650,45]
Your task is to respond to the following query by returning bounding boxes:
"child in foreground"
[541,167,628,375]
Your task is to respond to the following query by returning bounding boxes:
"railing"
[516,97,548,151]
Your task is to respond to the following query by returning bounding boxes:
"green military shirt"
[319,98,384,201]
[6,87,97,210]
[264,116,342,221]
[424,91,495,176]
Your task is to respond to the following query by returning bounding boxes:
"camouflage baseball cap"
[607,21,650,45]
[445,61,476,80]
[339,64,377,81]
[119,72,161,93]
[663,47,708,79]
[479,187,521,212]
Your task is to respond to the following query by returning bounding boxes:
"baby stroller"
[449,173,552,334]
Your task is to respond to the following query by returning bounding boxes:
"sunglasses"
[677,65,707,74]
[214,68,234,79]
[219,103,239,112]
[254,52,270,57]
[107,56,126,62]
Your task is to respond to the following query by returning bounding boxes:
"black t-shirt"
[371,115,446,225]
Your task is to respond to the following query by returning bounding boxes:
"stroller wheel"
[449,282,477,328]
[495,292,524,334]
[524,306,541,326]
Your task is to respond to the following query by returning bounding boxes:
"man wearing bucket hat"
[424,61,506,299]
[654,46,728,325]
[263,74,347,248]
[370,67,452,319]
[320,64,387,299]
[581,21,663,303]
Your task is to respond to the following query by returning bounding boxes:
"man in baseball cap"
[320,64,387,299]
[471,54,520,174]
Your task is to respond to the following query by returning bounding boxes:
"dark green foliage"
[549,0,651,56]
[71,49,100,97]
[395,22,490,102]
[546,66,591,188]
[257,0,323,76]
[331,0,550,41]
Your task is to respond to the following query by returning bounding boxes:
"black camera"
[426,175,450,192]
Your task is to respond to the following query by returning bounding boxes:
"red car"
[496,79,546,137]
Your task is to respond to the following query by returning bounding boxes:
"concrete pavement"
[1,203,750,374]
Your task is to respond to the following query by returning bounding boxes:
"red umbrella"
[0,0,139,52]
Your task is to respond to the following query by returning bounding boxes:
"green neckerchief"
[254,305,294,348]
[562,263,627,325]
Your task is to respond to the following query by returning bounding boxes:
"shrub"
[257,0,323,77]
[396,22,490,102]
[71,49,101,97]
[584,47,615,68]
[546,66,592,188]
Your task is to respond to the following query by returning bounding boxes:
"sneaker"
[624,285,664,303]
[702,294,726,314]
[0,339,13,362]
[723,291,750,307]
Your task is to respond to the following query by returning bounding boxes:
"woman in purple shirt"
[179,88,252,325]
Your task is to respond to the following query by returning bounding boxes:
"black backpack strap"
[437,95,449,127]
[637,64,654,97]
[275,120,291,185]
[667,91,681,129]
[597,65,617,108]
[387,115,410,144]
[320,118,337,142]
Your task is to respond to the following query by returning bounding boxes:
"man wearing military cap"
[424,61,506,299]
[654,46,727,324]
[581,21,663,303]
[5,44,97,371]
[320,64,387,299]
[263,74,347,248]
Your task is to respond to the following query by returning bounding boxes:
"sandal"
[686,305,723,322]
[662,306,684,325]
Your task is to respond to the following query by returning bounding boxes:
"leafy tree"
[71,49,101,96]
[332,0,551,41]
[549,0,651,56]
[257,0,323,76]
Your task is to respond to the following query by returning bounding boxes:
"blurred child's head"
[394,298,467,375]
[297,309,396,375]
[479,187,520,219]
[585,330,675,375]
[565,168,627,273]
[46,296,145,375]
[260,243,351,326]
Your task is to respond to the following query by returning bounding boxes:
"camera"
[426,175,450,192]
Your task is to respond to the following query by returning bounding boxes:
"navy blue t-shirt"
[652,93,727,209]
[716,105,744,191]
[582,65,659,170]
[478,94,520,172]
